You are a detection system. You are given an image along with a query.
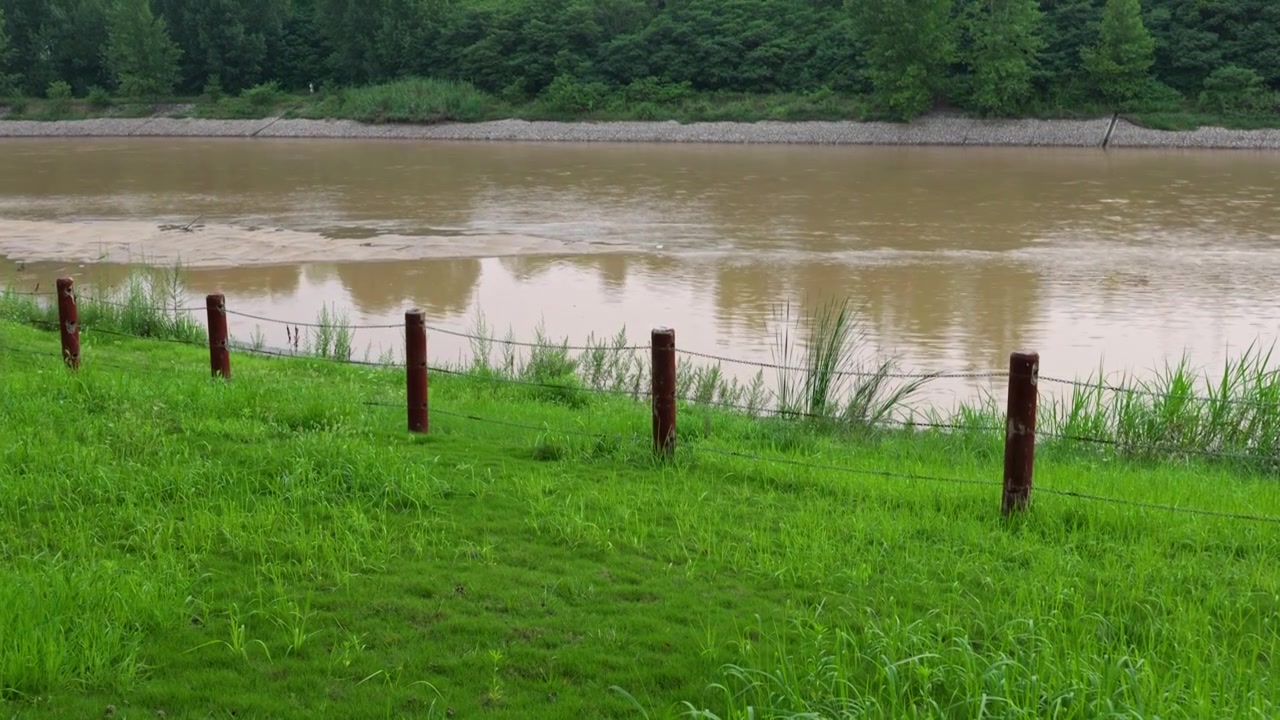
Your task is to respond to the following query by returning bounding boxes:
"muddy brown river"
[2,137,1280,409]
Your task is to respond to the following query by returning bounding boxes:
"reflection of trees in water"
[0,260,306,301]
[301,264,339,286]
[498,253,682,295]
[0,261,137,295]
[710,257,1042,373]
[593,255,629,293]
[336,259,481,317]
[183,265,303,298]
[497,255,560,283]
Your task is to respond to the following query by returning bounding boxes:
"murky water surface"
[3,137,1280,407]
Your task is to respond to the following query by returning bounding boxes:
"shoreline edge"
[1,114,1278,150]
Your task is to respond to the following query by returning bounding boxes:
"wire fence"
[12,300,1280,457]
[7,281,1280,527]
[2,289,53,298]
[674,347,1008,381]
[12,303,1280,428]
[214,306,1280,409]
[7,284,1275,407]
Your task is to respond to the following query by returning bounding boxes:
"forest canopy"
[0,0,1276,121]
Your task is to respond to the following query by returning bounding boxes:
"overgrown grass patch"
[1,263,203,344]
[325,78,500,124]
[1125,111,1280,131]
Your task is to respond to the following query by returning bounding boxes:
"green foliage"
[202,73,224,101]
[1199,65,1275,116]
[329,77,494,123]
[1082,0,1157,105]
[1128,77,1188,113]
[849,0,955,121]
[155,0,286,93]
[45,79,72,102]
[0,0,109,96]
[0,7,19,96]
[85,84,112,108]
[1132,111,1280,131]
[959,0,1046,116]
[620,76,693,106]
[1,0,1278,125]
[191,95,266,119]
[313,0,444,86]
[241,80,282,108]
[1036,0,1103,104]
[538,73,610,115]
[105,0,183,99]
[44,79,73,116]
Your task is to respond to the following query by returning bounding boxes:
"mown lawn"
[1,319,1278,719]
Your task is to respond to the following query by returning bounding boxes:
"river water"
[2,137,1279,409]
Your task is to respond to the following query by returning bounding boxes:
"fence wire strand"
[428,365,649,398]
[2,290,53,298]
[421,323,649,352]
[75,296,204,313]
[1033,486,1280,525]
[432,407,631,439]
[1037,374,1279,409]
[234,343,402,368]
[225,308,403,330]
[0,343,190,376]
[23,318,207,347]
[10,290,203,313]
[82,326,206,347]
[674,394,1010,433]
[692,445,999,488]
[0,344,59,360]
[224,307,651,351]
[674,347,1006,380]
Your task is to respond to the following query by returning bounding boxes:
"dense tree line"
[0,0,1276,120]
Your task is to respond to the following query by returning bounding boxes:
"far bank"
[1,114,1279,150]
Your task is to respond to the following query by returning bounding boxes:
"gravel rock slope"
[0,114,1276,150]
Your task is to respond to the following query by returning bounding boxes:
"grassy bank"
[2,301,1280,717]
[2,77,1278,131]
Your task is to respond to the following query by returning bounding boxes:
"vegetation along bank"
[1,0,1278,142]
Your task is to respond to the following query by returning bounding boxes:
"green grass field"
[2,314,1280,719]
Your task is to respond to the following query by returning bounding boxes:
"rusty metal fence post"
[406,309,428,433]
[56,277,80,370]
[1002,351,1040,515]
[206,293,231,379]
[651,328,676,457]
